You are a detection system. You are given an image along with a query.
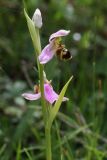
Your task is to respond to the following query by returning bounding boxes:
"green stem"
[35,29,46,123]
[39,64,46,123]
[35,29,52,160]
[45,124,52,160]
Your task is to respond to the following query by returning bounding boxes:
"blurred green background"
[0,0,107,159]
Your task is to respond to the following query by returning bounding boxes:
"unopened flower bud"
[32,8,42,28]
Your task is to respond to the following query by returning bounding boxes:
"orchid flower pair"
[22,9,70,104]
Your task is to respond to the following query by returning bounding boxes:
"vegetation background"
[0,0,107,159]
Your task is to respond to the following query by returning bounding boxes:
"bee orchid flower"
[22,83,68,104]
[39,29,70,64]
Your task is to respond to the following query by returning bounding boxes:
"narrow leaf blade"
[49,76,73,126]
[24,9,39,54]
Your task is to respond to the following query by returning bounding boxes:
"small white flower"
[32,8,42,28]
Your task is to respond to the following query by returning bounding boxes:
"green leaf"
[24,8,40,55]
[49,76,73,126]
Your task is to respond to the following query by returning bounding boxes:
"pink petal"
[49,29,70,42]
[44,84,69,104]
[44,84,59,104]
[38,44,56,64]
[22,92,41,100]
